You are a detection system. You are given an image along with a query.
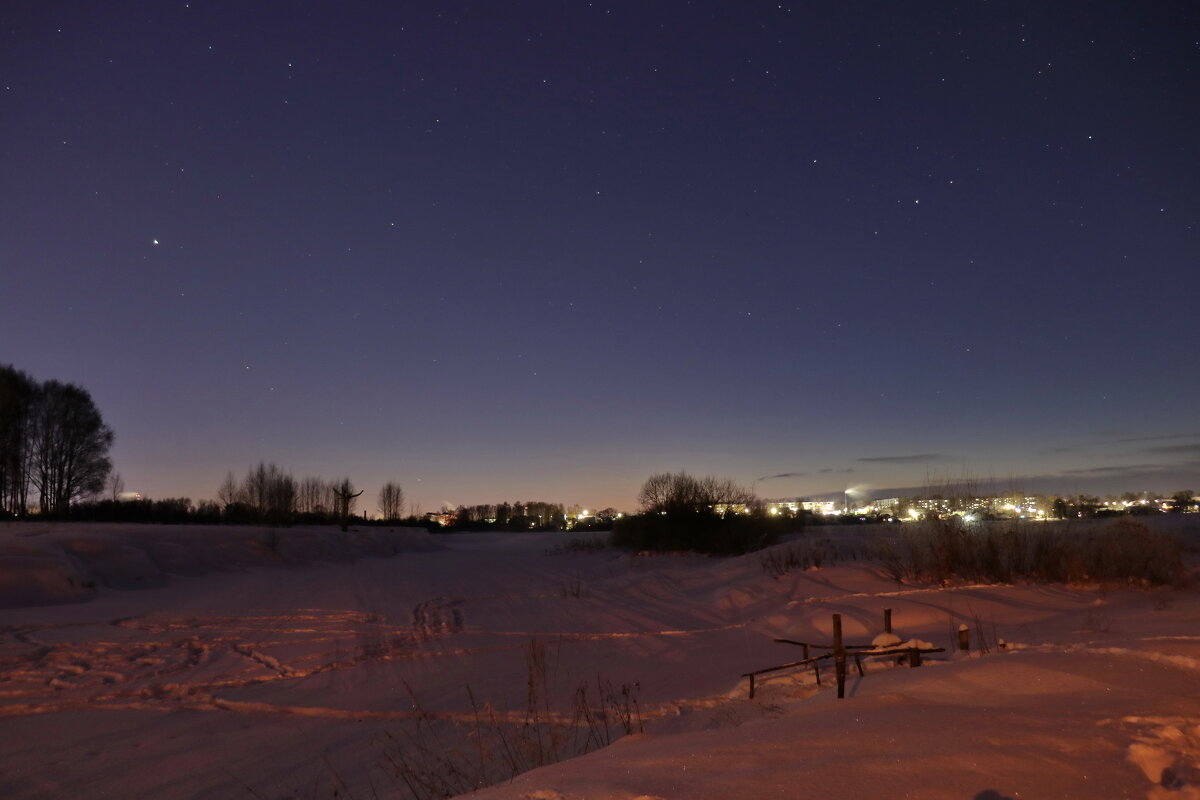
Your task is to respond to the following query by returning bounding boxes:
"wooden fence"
[742,608,946,699]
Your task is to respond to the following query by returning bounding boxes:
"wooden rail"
[743,607,946,699]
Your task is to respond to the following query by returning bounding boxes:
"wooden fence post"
[884,608,892,634]
[833,613,846,699]
[958,624,970,652]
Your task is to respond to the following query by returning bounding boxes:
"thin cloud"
[868,461,1200,499]
[1060,464,1163,476]
[756,472,806,481]
[1038,446,1081,455]
[1114,432,1200,444]
[1144,443,1200,455]
[857,454,943,464]
[1041,434,1200,458]
[818,468,855,474]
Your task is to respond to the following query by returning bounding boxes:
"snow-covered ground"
[1,520,1197,799]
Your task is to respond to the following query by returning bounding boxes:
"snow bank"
[0,522,441,609]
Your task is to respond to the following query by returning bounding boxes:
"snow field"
[0,521,1197,798]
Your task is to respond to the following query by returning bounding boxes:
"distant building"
[800,500,838,515]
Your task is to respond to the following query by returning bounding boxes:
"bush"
[372,639,642,799]
[545,535,610,555]
[611,510,783,555]
[876,518,1185,586]
[759,538,829,576]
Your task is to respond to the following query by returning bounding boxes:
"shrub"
[759,539,826,577]
[544,535,610,555]
[611,509,782,555]
[372,639,641,800]
[876,518,1185,586]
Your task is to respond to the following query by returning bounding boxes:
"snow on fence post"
[833,613,846,699]
[884,608,892,634]
[958,624,970,652]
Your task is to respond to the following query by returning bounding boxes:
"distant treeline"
[63,463,414,528]
[215,463,405,527]
[61,496,432,527]
[64,497,221,524]
[1,364,114,517]
[61,495,610,532]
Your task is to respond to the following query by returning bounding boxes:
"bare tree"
[107,472,125,502]
[217,470,240,508]
[242,462,295,524]
[297,476,326,515]
[321,480,336,516]
[637,472,675,513]
[636,471,755,515]
[378,481,404,522]
[28,380,114,514]
[244,462,270,515]
[263,466,296,525]
[0,365,36,516]
[332,478,362,532]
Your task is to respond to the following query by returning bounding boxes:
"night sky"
[3,2,1198,513]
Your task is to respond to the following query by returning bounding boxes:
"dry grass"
[876,518,1185,587]
[373,639,642,800]
[759,540,827,577]
[758,533,872,578]
[544,535,610,556]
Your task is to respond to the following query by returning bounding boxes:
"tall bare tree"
[263,466,296,525]
[242,462,295,524]
[107,472,125,502]
[296,476,327,515]
[378,481,404,521]
[0,365,36,516]
[27,380,114,514]
[636,472,675,513]
[217,470,240,507]
[636,471,754,515]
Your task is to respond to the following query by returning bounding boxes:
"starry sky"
[3,2,1198,513]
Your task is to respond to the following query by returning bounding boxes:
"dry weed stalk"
[371,638,643,800]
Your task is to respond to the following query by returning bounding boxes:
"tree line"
[448,501,569,531]
[217,463,406,529]
[68,465,409,529]
[0,364,114,517]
